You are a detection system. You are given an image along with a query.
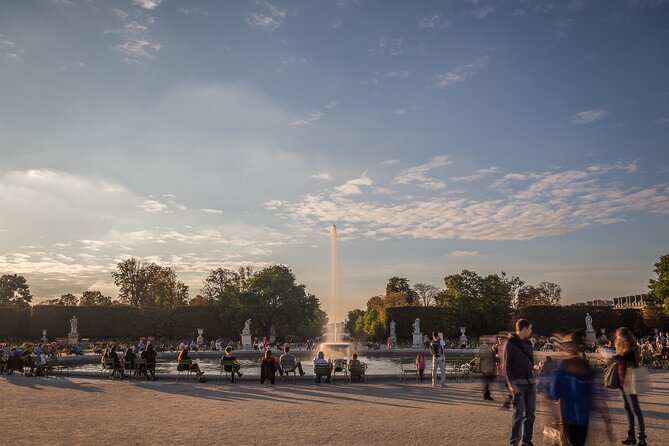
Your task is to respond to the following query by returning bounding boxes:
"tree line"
[0,259,327,339]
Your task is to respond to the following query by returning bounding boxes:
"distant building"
[612,294,649,310]
[571,299,614,307]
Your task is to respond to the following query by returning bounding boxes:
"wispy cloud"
[381,159,399,166]
[200,208,223,214]
[451,166,499,182]
[247,2,287,32]
[311,172,333,181]
[651,116,669,125]
[105,10,160,63]
[435,55,489,89]
[332,18,343,29]
[133,0,162,10]
[325,101,338,109]
[335,172,373,196]
[276,54,307,74]
[361,71,410,93]
[393,108,407,115]
[418,13,451,29]
[552,16,573,44]
[368,35,404,56]
[393,155,451,190]
[0,35,25,63]
[569,107,610,125]
[289,110,324,126]
[467,5,495,18]
[450,250,479,257]
[267,160,669,241]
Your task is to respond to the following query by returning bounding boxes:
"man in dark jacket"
[505,319,536,446]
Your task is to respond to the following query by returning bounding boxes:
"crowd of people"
[471,319,654,446]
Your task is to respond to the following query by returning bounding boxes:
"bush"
[0,305,30,339]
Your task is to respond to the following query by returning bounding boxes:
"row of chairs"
[175,358,368,383]
[101,357,153,380]
[400,358,473,382]
[1,356,70,378]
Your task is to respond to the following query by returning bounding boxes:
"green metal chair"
[176,359,193,382]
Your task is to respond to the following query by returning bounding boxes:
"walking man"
[505,319,536,446]
[430,331,446,387]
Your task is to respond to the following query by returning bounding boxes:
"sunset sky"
[1,0,668,320]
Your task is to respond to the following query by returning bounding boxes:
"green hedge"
[384,306,459,339]
[29,305,144,339]
[519,306,652,336]
[0,306,31,339]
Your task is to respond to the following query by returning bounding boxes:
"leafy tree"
[189,294,212,306]
[413,283,439,306]
[516,282,562,309]
[59,293,79,306]
[346,309,365,338]
[0,274,32,307]
[436,270,524,335]
[363,307,385,340]
[649,253,669,315]
[385,291,412,307]
[80,290,113,306]
[386,277,418,304]
[201,267,252,304]
[111,258,188,308]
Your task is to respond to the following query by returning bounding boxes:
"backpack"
[430,340,443,358]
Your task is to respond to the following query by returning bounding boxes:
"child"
[416,353,426,382]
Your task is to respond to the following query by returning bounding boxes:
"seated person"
[221,346,243,382]
[124,347,136,372]
[21,346,35,376]
[109,346,126,379]
[279,345,305,377]
[140,343,158,380]
[177,348,204,378]
[260,349,277,385]
[313,351,332,383]
[349,353,361,368]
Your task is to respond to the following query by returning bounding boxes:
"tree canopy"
[0,274,32,307]
[649,253,669,315]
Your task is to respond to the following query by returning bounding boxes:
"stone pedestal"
[67,332,79,346]
[585,329,596,345]
[413,333,423,347]
[242,334,252,350]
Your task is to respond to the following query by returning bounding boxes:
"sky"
[1,0,668,321]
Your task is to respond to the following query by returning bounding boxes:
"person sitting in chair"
[279,345,305,377]
[313,351,332,383]
[141,343,157,380]
[177,347,204,378]
[221,346,243,382]
[260,349,277,385]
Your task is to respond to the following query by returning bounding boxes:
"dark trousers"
[563,423,588,446]
[418,369,424,382]
[510,383,536,445]
[482,373,495,397]
[261,363,276,384]
[620,389,645,435]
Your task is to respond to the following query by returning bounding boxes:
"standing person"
[415,353,426,382]
[495,332,513,409]
[478,336,496,401]
[550,331,613,446]
[616,327,648,446]
[430,331,446,388]
[505,319,536,446]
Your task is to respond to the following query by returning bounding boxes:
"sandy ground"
[2,372,668,446]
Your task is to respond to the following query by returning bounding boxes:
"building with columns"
[612,294,649,310]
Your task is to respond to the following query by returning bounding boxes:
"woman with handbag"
[615,327,647,446]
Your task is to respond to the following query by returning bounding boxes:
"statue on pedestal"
[585,313,594,332]
[242,319,252,335]
[412,318,421,334]
[69,316,78,334]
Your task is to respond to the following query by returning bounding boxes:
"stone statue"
[243,318,252,335]
[585,313,594,332]
[412,318,420,334]
[69,316,78,334]
[389,320,396,337]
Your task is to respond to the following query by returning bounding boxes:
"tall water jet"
[330,224,338,342]
[320,224,350,361]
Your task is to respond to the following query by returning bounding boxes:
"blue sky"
[1,0,668,320]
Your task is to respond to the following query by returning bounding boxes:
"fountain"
[320,224,351,361]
